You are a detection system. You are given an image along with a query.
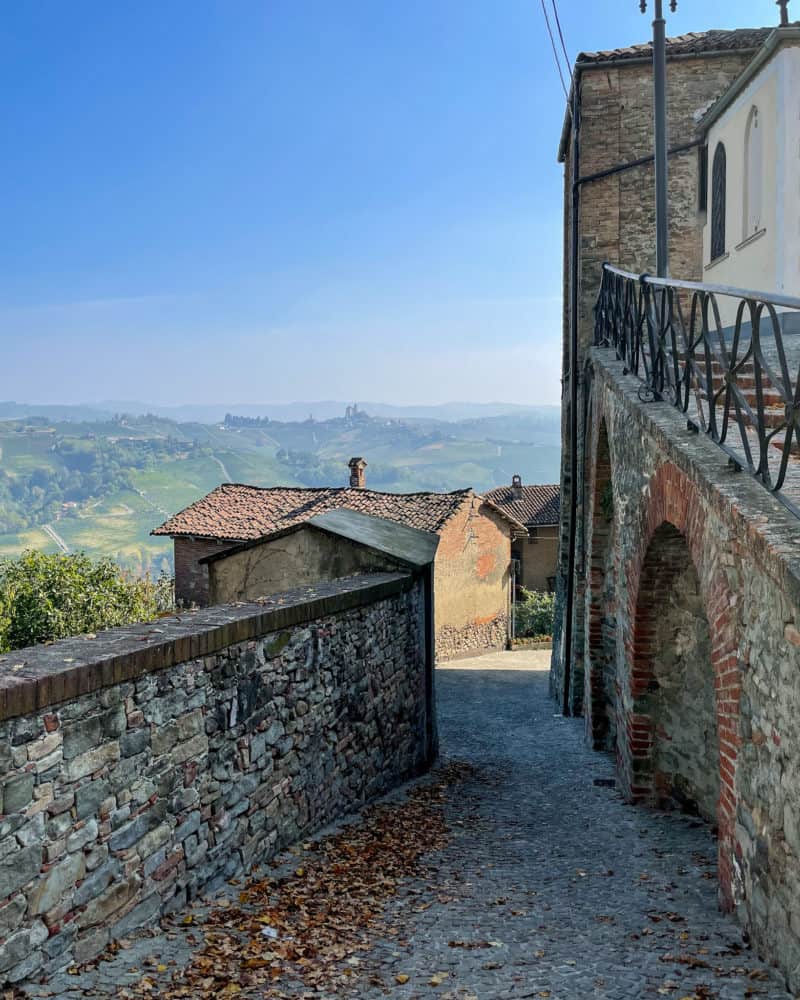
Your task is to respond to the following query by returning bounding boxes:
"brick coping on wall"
[591,348,800,608]
[0,573,413,724]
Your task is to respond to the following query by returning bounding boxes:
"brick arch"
[584,413,616,750]
[623,463,740,912]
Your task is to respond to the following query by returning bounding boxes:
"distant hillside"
[0,399,557,425]
[0,406,561,577]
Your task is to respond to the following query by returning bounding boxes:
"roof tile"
[483,484,560,528]
[153,484,477,540]
[577,26,776,65]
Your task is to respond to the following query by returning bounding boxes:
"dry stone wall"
[435,614,508,661]
[569,349,800,991]
[0,573,430,985]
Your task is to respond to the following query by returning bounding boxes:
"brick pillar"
[348,457,367,489]
[623,463,741,912]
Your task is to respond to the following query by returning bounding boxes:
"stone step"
[705,384,783,405]
[725,407,786,429]
[770,438,800,457]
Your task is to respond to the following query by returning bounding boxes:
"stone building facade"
[154,468,524,660]
[0,573,431,984]
[553,26,775,712]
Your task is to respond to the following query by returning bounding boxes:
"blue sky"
[1,0,775,408]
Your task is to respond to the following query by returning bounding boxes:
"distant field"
[0,409,561,574]
[0,526,56,557]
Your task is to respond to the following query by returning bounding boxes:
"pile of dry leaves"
[122,761,472,998]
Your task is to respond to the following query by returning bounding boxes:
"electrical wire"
[550,0,573,87]
[539,0,569,99]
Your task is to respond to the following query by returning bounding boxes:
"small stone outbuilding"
[203,508,438,607]
[153,463,525,659]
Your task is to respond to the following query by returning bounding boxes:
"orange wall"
[434,498,512,656]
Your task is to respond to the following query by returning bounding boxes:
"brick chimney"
[348,457,367,489]
[511,474,523,499]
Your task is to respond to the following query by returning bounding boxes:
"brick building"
[153,461,525,659]
[485,478,560,593]
[553,24,777,710]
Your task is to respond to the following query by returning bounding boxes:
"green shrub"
[0,550,173,653]
[515,588,555,639]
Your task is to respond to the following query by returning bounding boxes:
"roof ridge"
[218,482,475,500]
[577,24,774,63]
[153,481,480,539]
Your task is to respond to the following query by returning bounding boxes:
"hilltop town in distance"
[0,400,560,577]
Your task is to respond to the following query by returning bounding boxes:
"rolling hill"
[0,405,561,577]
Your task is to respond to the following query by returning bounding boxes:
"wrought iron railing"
[594,263,800,517]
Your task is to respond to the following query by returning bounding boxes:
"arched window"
[711,143,727,260]
[743,106,763,238]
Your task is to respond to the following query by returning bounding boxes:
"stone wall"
[0,573,431,985]
[435,613,508,661]
[574,349,800,990]
[206,527,401,605]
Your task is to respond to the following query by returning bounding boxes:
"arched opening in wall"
[631,523,719,823]
[585,418,616,751]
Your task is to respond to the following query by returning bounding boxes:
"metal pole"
[652,0,669,277]
[563,79,581,717]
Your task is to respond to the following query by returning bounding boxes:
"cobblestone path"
[26,652,791,999]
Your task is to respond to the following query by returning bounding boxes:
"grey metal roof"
[200,508,439,570]
[307,509,439,568]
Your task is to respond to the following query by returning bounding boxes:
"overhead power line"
[550,0,573,86]
[539,0,569,99]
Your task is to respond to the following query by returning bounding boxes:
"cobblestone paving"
[26,652,792,999]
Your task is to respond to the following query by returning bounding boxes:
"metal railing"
[594,263,800,517]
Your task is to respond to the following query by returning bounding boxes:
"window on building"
[743,106,763,239]
[711,142,727,261]
[698,145,708,213]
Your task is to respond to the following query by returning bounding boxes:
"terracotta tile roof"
[153,483,478,541]
[483,483,560,528]
[577,26,775,65]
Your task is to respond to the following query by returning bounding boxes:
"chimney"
[511,474,523,499]
[348,457,367,489]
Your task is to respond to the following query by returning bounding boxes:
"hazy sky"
[1,0,777,407]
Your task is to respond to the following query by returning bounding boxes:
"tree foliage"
[515,588,555,639]
[0,550,173,652]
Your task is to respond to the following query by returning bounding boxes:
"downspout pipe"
[562,79,581,717]
[652,0,670,277]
